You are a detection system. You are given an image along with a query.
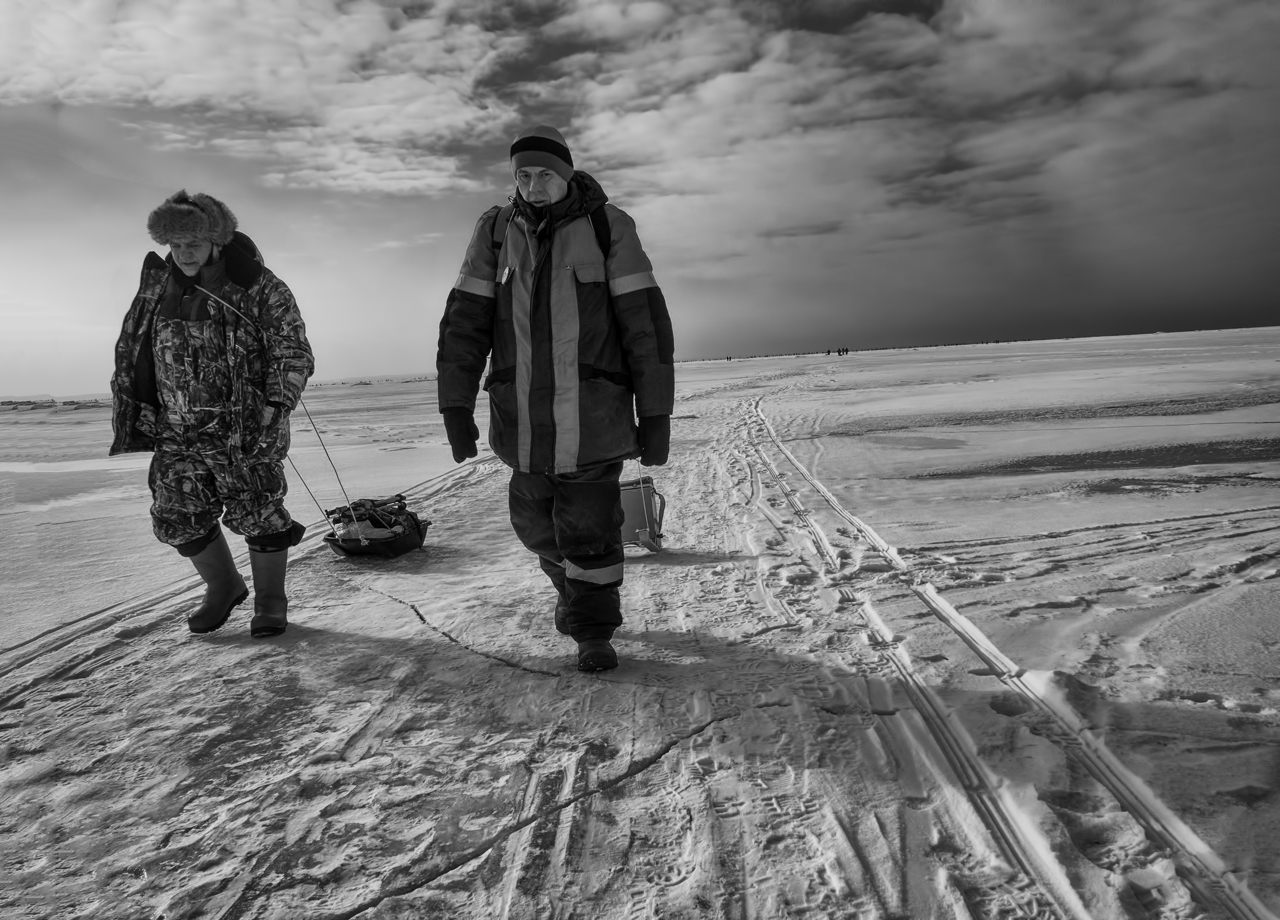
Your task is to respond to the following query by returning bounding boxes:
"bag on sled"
[322,494,430,558]
[620,476,665,553]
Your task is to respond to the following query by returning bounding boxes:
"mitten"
[442,407,480,462]
[637,415,670,467]
[257,401,291,456]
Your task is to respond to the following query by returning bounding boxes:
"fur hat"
[146,190,238,246]
[510,125,574,182]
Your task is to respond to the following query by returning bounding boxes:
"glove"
[262,402,287,429]
[637,415,670,467]
[442,407,479,463]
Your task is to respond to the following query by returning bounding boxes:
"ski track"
[1,385,1276,919]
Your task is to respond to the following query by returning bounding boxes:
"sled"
[322,494,430,558]
[197,270,432,562]
[620,476,665,553]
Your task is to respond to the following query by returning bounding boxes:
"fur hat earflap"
[147,190,238,246]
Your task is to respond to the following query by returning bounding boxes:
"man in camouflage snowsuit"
[437,126,675,672]
[111,190,314,637]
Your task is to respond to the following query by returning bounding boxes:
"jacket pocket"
[576,376,637,467]
[571,261,612,349]
[484,366,516,390]
[486,380,517,460]
[570,262,606,284]
[580,365,632,388]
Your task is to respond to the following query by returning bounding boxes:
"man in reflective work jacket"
[436,125,675,672]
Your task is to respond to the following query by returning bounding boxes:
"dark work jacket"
[436,172,675,473]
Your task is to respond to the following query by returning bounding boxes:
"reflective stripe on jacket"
[438,173,675,474]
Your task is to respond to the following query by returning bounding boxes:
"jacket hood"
[569,170,608,213]
[514,170,609,228]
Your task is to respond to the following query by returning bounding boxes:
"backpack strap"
[491,203,515,249]
[588,204,611,262]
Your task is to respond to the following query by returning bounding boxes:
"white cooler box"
[620,476,665,553]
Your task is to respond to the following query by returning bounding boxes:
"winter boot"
[248,547,290,638]
[576,639,618,672]
[187,530,250,634]
[554,597,570,635]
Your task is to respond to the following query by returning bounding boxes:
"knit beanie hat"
[510,125,574,182]
[146,190,238,246]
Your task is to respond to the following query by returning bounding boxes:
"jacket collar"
[147,230,264,290]
[514,170,610,231]
[222,231,264,288]
[167,255,228,288]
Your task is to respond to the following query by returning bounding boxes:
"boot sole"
[249,615,287,639]
[249,625,286,638]
[188,588,250,634]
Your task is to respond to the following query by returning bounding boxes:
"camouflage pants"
[148,436,293,548]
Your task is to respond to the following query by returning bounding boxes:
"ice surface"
[2,329,1278,919]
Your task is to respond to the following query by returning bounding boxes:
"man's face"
[516,167,568,206]
[169,236,214,276]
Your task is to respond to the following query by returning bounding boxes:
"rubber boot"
[576,640,618,672]
[187,530,249,634]
[249,548,290,638]
[541,561,571,635]
[554,597,570,635]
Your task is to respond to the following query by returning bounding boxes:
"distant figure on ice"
[436,125,675,672]
[110,191,314,638]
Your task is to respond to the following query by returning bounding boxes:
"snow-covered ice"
[2,328,1278,919]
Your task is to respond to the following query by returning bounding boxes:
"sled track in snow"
[745,397,1278,920]
[738,402,1083,920]
[0,459,501,704]
[5,397,1277,920]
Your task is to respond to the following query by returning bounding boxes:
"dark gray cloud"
[736,0,944,33]
[760,221,845,238]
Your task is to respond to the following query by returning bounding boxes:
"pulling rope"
[287,454,337,538]
[634,458,658,549]
[196,283,367,546]
[293,399,368,547]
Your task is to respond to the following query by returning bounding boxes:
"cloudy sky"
[2,0,1278,397]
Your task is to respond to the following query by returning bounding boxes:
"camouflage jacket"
[110,232,314,459]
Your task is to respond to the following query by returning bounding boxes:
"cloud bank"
[3,0,530,193]
[2,0,1278,374]
[6,0,1274,204]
